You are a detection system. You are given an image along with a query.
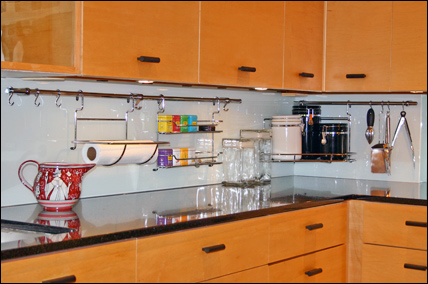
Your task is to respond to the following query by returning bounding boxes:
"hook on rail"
[223,98,230,112]
[55,89,62,108]
[7,87,15,106]
[157,95,165,114]
[34,89,41,107]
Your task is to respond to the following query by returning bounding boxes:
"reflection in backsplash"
[1,77,427,207]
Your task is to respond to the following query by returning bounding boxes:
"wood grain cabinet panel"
[82,1,199,83]
[201,265,269,283]
[362,244,427,283]
[363,202,427,250]
[1,1,80,74]
[1,240,136,283]
[136,216,269,283]
[269,244,347,283]
[199,1,284,89]
[283,1,324,91]
[325,1,393,91]
[269,203,347,263]
[390,1,427,91]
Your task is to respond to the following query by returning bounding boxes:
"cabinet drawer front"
[201,265,268,283]
[362,244,427,283]
[364,202,427,250]
[1,240,136,283]
[269,203,347,262]
[269,244,346,283]
[137,216,269,283]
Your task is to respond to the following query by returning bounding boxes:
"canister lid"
[292,105,321,115]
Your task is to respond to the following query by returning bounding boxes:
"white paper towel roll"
[82,141,158,166]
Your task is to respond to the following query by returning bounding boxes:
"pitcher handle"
[18,160,39,192]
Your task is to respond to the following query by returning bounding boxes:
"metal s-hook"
[7,87,15,106]
[34,89,41,107]
[70,90,84,150]
[55,89,62,108]
[212,97,220,120]
[135,94,143,110]
[76,90,84,111]
[157,95,165,114]
[223,98,230,112]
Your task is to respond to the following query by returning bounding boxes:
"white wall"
[1,78,426,207]
[1,78,294,207]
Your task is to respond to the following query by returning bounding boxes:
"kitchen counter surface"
[1,176,426,261]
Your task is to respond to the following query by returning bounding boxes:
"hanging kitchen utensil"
[371,104,388,173]
[384,105,391,174]
[365,105,375,144]
[390,109,416,168]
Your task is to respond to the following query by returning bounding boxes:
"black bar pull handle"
[405,221,427,227]
[404,263,427,271]
[299,72,315,78]
[238,66,256,72]
[42,275,76,283]
[346,74,366,79]
[202,244,226,254]
[306,223,323,230]
[137,56,161,63]
[305,268,323,277]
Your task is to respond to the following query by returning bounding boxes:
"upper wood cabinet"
[390,1,427,91]
[81,1,199,84]
[199,1,284,89]
[283,1,324,91]
[325,1,393,92]
[1,1,80,74]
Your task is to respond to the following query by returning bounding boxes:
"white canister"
[271,115,302,161]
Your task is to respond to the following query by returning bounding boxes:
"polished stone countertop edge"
[1,195,426,262]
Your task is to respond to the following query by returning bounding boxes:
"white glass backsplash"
[1,78,426,207]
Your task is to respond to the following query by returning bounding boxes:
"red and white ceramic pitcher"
[18,160,95,211]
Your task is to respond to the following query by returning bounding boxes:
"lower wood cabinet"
[269,203,347,262]
[201,265,269,283]
[136,216,269,283]
[362,244,427,283]
[348,200,427,283]
[269,244,346,283]
[1,239,136,283]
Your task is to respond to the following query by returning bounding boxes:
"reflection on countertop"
[1,176,426,260]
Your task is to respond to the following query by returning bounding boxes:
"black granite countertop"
[1,176,426,261]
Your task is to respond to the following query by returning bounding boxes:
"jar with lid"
[292,105,321,159]
[240,129,272,183]
[222,138,258,186]
[319,123,349,160]
[271,115,303,161]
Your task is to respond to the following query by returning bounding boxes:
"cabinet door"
[1,1,80,74]
[325,1,392,91]
[82,1,199,83]
[390,1,427,91]
[269,244,346,283]
[362,244,427,283]
[269,202,347,262]
[283,1,324,91]
[363,202,427,250]
[199,1,284,89]
[1,240,136,283]
[137,216,269,283]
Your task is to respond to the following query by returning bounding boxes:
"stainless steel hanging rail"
[296,100,418,106]
[6,87,242,104]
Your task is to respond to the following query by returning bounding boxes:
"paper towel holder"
[76,140,169,166]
